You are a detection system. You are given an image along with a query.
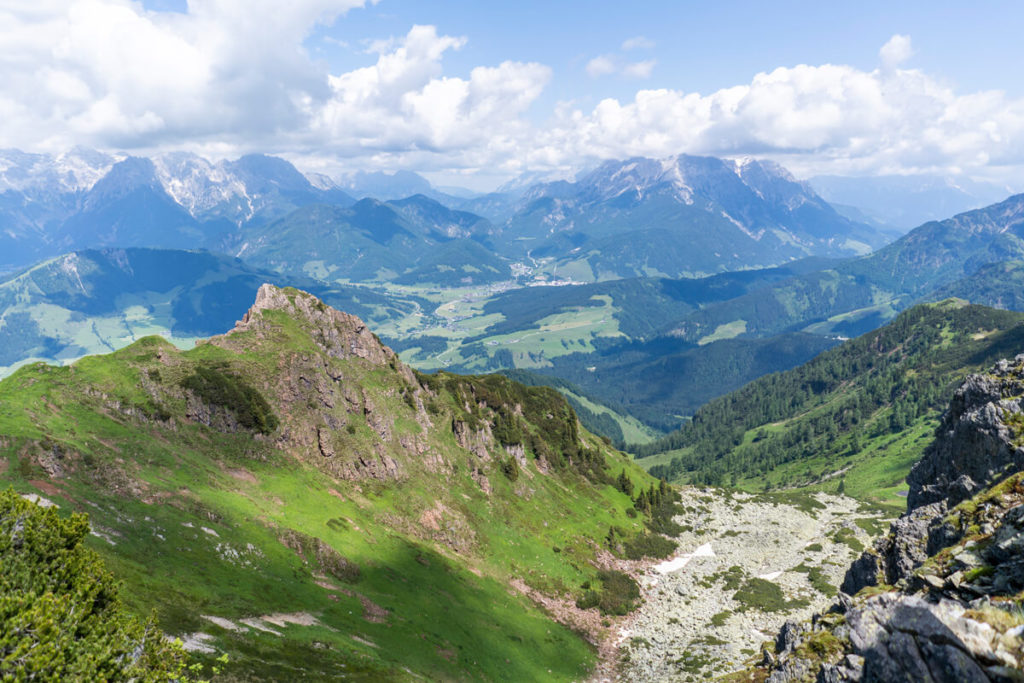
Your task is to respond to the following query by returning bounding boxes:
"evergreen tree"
[0,490,201,681]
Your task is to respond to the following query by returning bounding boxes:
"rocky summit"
[750,355,1024,682]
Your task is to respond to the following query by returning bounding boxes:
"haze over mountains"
[809,173,1012,231]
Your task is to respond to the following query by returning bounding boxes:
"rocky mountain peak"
[228,283,398,367]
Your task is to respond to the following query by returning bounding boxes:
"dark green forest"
[636,302,1024,487]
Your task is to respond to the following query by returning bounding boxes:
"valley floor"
[605,489,890,681]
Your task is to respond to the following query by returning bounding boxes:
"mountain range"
[0,148,895,282]
[6,147,1024,439]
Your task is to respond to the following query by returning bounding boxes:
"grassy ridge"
[0,289,669,680]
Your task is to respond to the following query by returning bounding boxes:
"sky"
[3,0,1024,190]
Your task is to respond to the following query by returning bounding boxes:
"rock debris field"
[615,489,889,682]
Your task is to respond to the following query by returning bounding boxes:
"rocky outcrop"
[846,355,1024,594]
[757,355,1024,682]
[908,357,1024,510]
[230,283,400,367]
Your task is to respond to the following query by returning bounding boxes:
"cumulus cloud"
[313,24,550,164]
[532,54,1024,180]
[0,2,551,175]
[1,13,1024,185]
[0,0,369,150]
[879,34,914,69]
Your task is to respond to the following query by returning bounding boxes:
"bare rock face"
[452,419,493,461]
[908,358,1024,510]
[845,594,1002,683]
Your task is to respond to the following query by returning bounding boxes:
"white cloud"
[585,55,617,78]
[879,34,914,69]
[0,0,367,151]
[313,25,550,160]
[586,54,655,79]
[622,60,656,79]
[533,55,1024,181]
[622,36,655,51]
[1,15,1024,186]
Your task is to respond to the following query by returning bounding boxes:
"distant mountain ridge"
[665,192,1024,344]
[0,150,356,272]
[810,173,1012,230]
[0,148,898,282]
[480,154,898,279]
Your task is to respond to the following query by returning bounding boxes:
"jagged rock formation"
[753,355,1024,683]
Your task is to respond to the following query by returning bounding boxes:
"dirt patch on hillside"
[358,594,390,624]
[226,468,258,484]
[28,479,62,497]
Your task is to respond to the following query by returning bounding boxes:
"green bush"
[575,570,641,616]
[623,532,676,560]
[733,578,810,613]
[500,457,520,482]
[0,489,195,679]
[180,363,278,434]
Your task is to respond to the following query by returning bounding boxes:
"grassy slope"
[0,290,665,681]
[495,368,662,446]
[634,301,1024,512]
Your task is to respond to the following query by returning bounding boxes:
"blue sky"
[307,0,1024,103]
[6,1,1024,189]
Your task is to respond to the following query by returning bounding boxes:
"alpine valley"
[4,146,1024,682]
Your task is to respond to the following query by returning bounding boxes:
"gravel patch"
[616,489,885,681]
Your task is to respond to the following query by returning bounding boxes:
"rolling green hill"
[0,285,673,680]
[636,301,1024,510]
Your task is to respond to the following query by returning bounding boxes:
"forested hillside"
[637,301,1024,508]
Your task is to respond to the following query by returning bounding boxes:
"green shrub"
[575,570,641,616]
[0,489,195,679]
[733,578,810,613]
[623,532,676,560]
[710,610,732,627]
[180,363,278,434]
[831,528,865,553]
[501,457,520,482]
